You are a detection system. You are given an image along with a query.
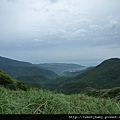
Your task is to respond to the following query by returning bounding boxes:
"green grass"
[0,86,120,114]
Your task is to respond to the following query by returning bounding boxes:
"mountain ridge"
[58,58,120,94]
[0,56,59,80]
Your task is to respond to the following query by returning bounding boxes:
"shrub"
[16,81,28,91]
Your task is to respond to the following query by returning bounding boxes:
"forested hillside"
[0,56,59,81]
[57,58,120,94]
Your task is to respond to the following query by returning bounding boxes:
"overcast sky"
[0,0,120,66]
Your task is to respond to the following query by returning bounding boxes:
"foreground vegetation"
[0,86,120,114]
[86,87,120,100]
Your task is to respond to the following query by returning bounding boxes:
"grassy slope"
[0,70,28,91]
[58,82,93,94]
[86,87,120,100]
[0,86,120,114]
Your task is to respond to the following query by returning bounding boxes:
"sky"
[0,0,120,66]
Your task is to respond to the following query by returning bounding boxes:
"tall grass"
[0,86,120,114]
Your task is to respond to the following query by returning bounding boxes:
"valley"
[37,63,86,75]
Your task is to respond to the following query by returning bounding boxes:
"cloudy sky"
[0,0,120,66]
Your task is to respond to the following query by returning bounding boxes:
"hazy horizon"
[0,0,120,66]
[1,55,118,67]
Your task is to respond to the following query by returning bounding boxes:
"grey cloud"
[79,18,92,24]
[7,0,16,2]
[107,20,119,30]
[89,25,99,30]
[62,29,87,40]
[31,8,40,12]
[49,0,58,4]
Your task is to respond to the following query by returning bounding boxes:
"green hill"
[0,70,28,90]
[1,66,58,79]
[58,58,120,94]
[0,56,59,80]
[17,75,49,84]
[17,75,51,89]
[76,58,120,89]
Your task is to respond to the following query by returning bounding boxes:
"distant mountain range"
[37,63,86,75]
